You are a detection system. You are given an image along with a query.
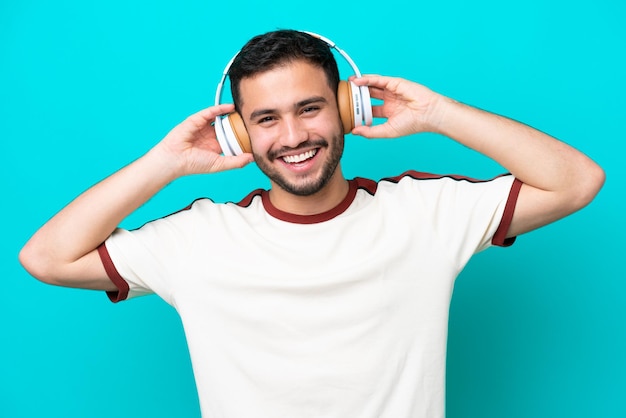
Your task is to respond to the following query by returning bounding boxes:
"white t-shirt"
[99,171,521,418]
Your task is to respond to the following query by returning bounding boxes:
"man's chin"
[272,175,328,197]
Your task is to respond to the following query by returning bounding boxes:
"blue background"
[2,0,624,417]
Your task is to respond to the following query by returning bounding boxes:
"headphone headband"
[215,31,363,107]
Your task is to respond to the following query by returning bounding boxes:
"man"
[19,30,604,417]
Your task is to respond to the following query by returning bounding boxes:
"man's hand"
[153,104,254,177]
[350,75,449,139]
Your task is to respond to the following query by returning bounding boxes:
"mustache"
[267,139,329,161]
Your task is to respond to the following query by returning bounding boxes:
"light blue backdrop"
[2,0,624,417]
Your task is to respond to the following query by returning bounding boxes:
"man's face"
[238,60,344,197]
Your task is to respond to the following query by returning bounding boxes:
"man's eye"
[302,106,320,114]
[258,116,275,124]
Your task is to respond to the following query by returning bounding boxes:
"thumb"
[352,124,397,139]
[215,153,255,171]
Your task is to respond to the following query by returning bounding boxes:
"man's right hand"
[153,104,254,178]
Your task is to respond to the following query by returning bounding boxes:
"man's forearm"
[20,146,178,285]
[433,99,604,236]
[434,100,601,197]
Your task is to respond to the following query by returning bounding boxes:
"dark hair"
[229,29,340,113]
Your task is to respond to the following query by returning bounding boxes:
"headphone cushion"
[227,112,251,154]
[337,80,354,134]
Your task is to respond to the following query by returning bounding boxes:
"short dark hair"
[228,29,340,113]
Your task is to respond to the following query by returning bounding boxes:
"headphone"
[214,31,373,156]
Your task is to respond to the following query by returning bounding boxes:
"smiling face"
[239,60,346,201]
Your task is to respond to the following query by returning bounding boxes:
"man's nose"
[280,116,308,148]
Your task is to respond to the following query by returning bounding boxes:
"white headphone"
[214,31,373,156]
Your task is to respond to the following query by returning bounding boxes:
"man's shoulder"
[379,170,509,184]
[353,170,477,193]
[352,171,515,201]
[234,188,266,208]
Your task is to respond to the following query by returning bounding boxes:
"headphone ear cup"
[226,112,251,154]
[337,80,354,134]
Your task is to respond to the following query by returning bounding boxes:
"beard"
[253,133,345,197]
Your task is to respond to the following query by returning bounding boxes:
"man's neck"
[267,171,350,216]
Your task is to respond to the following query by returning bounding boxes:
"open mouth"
[282,149,318,164]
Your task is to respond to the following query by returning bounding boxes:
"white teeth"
[282,149,317,164]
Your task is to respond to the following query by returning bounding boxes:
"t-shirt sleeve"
[433,173,521,257]
[97,228,163,303]
[97,205,201,304]
[395,172,522,270]
[490,176,522,247]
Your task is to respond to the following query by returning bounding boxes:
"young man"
[20,30,604,417]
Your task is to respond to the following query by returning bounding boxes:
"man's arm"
[19,104,253,290]
[351,75,605,237]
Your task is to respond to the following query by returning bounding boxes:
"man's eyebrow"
[297,96,328,108]
[250,108,276,120]
[249,96,328,120]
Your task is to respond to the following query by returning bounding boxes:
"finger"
[371,105,386,119]
[193,104,236,123]
[350,74,389,89]
[183,104,236,133]
[367,86,386,101]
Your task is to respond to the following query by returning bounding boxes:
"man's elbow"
[571,162,605,211]
[19,241,113,291]
[18,241,63,286]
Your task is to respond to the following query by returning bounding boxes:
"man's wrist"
[424,95,458,135]
[143,144,185,184]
